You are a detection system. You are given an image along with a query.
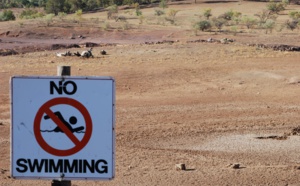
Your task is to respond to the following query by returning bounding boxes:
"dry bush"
[241,16,258,29]
[212,17,227,31]
[165,9,179,25]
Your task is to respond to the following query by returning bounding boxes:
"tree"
[96,0,110,7]
[66,0,84,12]
[45,0,66,15]
[159,0,168,9]
[85,0,98,11]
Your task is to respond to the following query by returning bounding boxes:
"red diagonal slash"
[44,108,80,145]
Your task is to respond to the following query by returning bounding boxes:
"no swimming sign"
[10,76,115,180]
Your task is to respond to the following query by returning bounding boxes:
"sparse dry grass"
[1,1,299,36]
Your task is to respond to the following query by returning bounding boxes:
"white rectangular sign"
[11,76,115,180]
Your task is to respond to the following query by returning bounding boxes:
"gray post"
[51,66,72,186]
[57,66,71,76]
[51,180,71,186]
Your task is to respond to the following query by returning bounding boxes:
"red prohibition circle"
[34,97,92,156]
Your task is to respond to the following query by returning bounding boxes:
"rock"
[220,38,234,44]
[85,42,99,47]
[78,35,86,39]
[175,163,186,171]
[291,126,300,135]
[294,166,300,170]
[228,163,240,169]
[288,77,300,84]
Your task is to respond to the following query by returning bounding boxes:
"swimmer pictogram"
[41,111,85,133]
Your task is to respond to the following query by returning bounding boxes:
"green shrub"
[121,22,130,30]
[218,10,241,25]
[136,9,142,16]
[133,3,142,16]
[0,10,16,21]
[165,9,179,24]
[58,12,67,20]
[123,0,134,5]
[103,22,111,30]
[289,11,300,20]
[75,9,82,17]
[75,9,83,23]
[44,13,55,26]
[19,9,44,19]
[155,9,165,16]
[262,19,276,34]
[285,20,298,31]
[267,1,285,14]
[107,4,118,19]
[219,10,234,20]
[203,8,212,20]
[211,17,226,31]
[159,0,168,9]
[255,9,277,25]
[139,15,145,24]
[231,26,238,35]
[241,16,257,29]
[282,0,289,5]
[194,20,212,31]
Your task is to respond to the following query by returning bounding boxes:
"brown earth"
[2,1,300,185]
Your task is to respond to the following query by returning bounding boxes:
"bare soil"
[2,1,300,185]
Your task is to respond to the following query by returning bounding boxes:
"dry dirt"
[2,1,300,185]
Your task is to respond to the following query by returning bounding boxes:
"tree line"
[0,0,154,14]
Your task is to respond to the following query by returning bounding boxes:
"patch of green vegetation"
[19,9,44,19]
[0,9,16,21]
